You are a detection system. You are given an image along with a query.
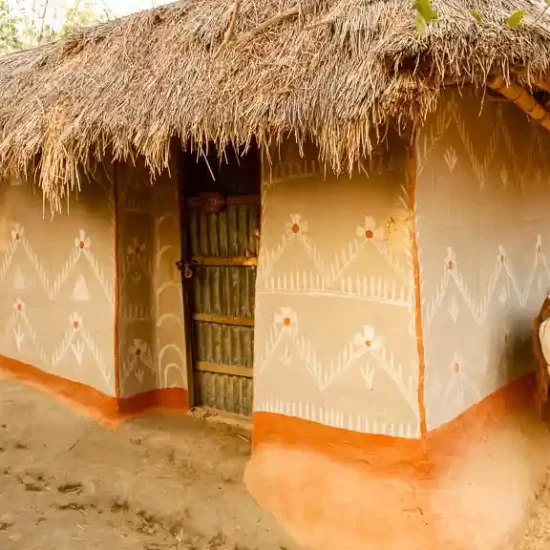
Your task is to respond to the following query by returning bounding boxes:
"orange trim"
[252,372,535,473]
[408,138,427,436]
[0,355,188,429]
[113,162,121,398]
[247,373,543,550]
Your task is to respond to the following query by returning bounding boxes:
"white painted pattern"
[256,398,420,438]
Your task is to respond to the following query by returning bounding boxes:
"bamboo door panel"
[187,197,259,416]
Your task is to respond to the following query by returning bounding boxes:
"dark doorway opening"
[178,143,261,416]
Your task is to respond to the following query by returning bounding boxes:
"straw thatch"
[1,0,550,208]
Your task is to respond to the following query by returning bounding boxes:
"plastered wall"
[116,157,188,398]
[0,171,116,395]
[417,87,550,430]
[254,138,420,437]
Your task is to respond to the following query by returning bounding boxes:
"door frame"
[177,150,198,409]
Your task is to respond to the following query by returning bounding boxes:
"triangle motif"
[72,275,90,302]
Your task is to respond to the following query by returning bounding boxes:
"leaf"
[415,0,438,23]
[546,0,550,6]
[469,9,482,24]
[506,10,524,29]
[416,11,427,36]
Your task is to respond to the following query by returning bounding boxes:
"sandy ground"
[1,373,550,550]
[0,373,298,550]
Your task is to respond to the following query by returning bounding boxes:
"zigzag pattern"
[416,88,550,430]
[0,237,114,306]
[257,323,418,413]
[0,309,112,387]
[258,217,412,290]
[423,239,550,333]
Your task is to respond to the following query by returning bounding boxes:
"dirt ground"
[0,373,299,550]
[1,373,550,550]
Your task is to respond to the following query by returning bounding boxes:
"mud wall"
[115,157,188,399]
[254,137,419,436]
[246,88,550,550]
[417,87,550,430]
[0,170,116,396]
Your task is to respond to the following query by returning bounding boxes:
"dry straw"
[1,0,550,209]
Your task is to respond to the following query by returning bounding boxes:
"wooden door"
[181,145,260,416]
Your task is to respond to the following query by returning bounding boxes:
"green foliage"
[414,0,437,36]
[0,0,22,54]
[0,0,109,53]
[413,2,550,35]
[469,9,482,25]
[61,1,107,37]
[506,10,525,29]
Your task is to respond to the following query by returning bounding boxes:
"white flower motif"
[13,298,25,313]
[127,238,146,258]
[450,352,462,375]
[74,230,91,251]
[498,245,506,264]
[129,339,148,358]
[274,308,298,330]
[285,214,308,237]
[69,312,83,331]
[353,325,382,350]
[356,217,383,241]
[11,223,24,243]
[445,247,456,270]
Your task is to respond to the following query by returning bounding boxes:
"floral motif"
[69,313,83,331]
[445,247,456,270]
[13,298,25,313]
[286,214,308,237]
[498,245,506,264]
[127,238,146,258]
[274,308,298,330]
[129,339,148,358]
[353,325,382,350]
[74,230,91,251]
[11,223,24,243]
[356,217,383,241]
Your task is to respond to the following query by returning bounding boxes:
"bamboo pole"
[487,76,550,132]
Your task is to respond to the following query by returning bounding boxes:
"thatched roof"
[1,0,550,208]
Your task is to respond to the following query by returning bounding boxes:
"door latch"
[176,260,193,279]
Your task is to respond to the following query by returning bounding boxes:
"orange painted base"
[245,374,550,550]
[0,355,188,429]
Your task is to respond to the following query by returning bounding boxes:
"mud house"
[1,0,550,548]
